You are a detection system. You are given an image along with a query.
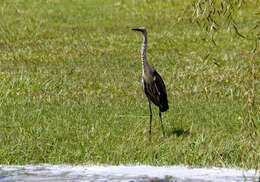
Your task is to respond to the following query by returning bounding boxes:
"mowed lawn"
[0,0,259,168]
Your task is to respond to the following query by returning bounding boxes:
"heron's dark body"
[142,70,168,112]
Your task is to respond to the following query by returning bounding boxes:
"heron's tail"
[160,104,168,112]
[159,95,169,112]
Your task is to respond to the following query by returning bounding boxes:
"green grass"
[0,0,259,169]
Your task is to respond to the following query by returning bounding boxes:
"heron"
[132,27,169,137]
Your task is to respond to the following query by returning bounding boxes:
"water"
[0,164,259,182]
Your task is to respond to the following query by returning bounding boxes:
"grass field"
[0,0,259,169]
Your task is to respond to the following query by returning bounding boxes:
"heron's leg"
[159,110,165,137]
[148,99,152,137]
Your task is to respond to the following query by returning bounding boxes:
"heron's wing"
[153,70,169,112]
[153,70,167,96]
[142,70,168,111]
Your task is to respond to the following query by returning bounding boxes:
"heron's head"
[132,27,147,35]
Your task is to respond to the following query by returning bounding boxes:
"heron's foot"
[162,132,166,138]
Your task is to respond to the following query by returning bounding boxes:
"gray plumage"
[132,27,169,137]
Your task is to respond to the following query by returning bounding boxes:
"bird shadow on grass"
[167,128,190,137]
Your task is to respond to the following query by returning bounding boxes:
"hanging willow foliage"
[191,0,258,43]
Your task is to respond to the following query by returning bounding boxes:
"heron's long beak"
[131,28,142,32]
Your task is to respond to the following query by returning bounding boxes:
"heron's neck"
[141,34,150,70]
